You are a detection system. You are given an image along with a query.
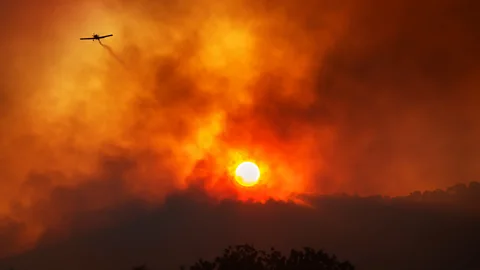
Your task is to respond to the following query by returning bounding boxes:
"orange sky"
[1,0,479,258]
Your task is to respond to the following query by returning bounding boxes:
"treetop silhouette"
[185,244,354,270]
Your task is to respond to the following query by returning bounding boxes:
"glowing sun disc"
[235,161,260,187]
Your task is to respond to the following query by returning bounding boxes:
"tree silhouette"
[186,244,354,270]
[132,264,148,270]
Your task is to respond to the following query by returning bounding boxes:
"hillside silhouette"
[1,182,479,270]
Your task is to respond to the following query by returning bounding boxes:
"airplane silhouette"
[80,33,113,42]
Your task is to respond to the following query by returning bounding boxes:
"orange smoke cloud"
[0,0,347,255]
[1,0,480,258]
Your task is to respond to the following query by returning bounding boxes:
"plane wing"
[80,37,95,40]
[98,34,113,39]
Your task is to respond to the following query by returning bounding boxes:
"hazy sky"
[0,0,479,262]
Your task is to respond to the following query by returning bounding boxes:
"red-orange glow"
[1,0,480,260]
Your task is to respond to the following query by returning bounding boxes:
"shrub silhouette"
[132,265,148,270]
[185,244,354,270]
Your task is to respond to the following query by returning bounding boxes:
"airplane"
[80,33,113,42]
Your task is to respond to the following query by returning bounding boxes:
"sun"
[235,161,261,187]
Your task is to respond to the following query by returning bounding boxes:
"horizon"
[1,181,479,269]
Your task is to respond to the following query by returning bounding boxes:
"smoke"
[100,42,126,67]
[0,0,479,258]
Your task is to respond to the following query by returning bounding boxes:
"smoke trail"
[99,42,126,67]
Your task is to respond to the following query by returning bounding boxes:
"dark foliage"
[132,265,147,270]
[185,244,354,270]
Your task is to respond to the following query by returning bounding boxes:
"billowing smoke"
[0,0,479,258]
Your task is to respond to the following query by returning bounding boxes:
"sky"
[0,0,479,265]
